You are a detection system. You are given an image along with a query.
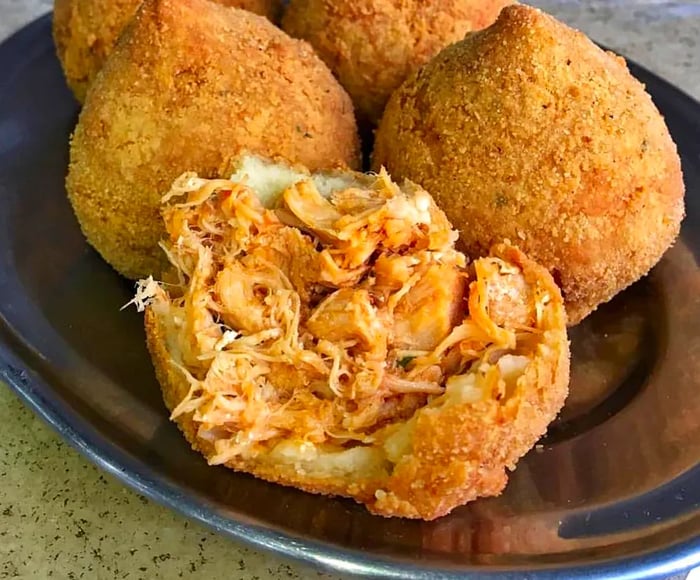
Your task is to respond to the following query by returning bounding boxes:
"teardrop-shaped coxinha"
[135,155,570,520]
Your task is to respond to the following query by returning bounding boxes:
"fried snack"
[66,0,360,280]
[373,5,685,325]
[136,155,570,520]
[53,0,283,102]
[282,0,513,125]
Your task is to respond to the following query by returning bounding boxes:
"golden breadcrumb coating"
[373,4,685,324]
[66,0,360,280]
[53,0,284,102]
[139,156,570,520]
[282,0,513,125]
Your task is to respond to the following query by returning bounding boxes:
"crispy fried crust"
[282,0,513,125]
[66,0,360,280]
[372,4,685,324]
[145,243,569,520]
[53,0,284,102]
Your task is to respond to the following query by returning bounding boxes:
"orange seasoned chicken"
[393,264,467,351]
[307,289,388,355]
[137,155,570,520]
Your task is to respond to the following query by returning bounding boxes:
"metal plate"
[1,14,699,579]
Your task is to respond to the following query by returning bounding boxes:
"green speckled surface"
[0,389,329,579]
[1,1,698,578]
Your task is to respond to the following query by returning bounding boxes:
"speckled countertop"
[1,1,698,579]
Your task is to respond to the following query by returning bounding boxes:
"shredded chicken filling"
[137,168,551,470]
